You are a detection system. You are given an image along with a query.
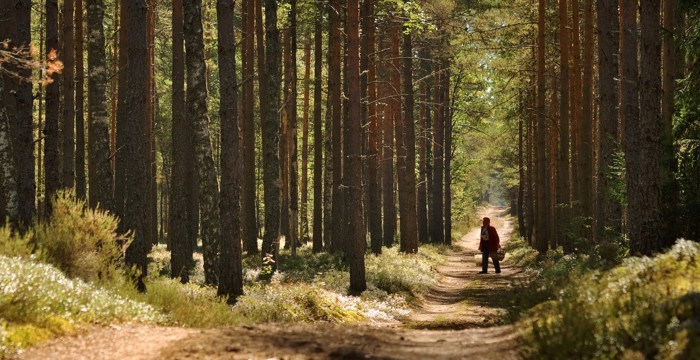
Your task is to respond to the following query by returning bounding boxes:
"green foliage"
[0,256,164,356]
[30,191,132,282]
[520,240,700,359]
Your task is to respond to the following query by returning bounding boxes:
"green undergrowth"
[0,256,165,356]
[510,237,700,359]
[1,193,448,355]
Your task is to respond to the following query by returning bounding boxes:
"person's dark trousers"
[481,247,501,273]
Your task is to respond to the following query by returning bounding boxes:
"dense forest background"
[1,0,700,357]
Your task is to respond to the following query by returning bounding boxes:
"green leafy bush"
[520,240,700,359]
[16,191,132,282]
[0,255,164,356]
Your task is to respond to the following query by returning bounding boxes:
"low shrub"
[0,256,164,356]
[520,239,700,359]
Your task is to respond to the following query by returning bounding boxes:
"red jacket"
[478,226,500,253]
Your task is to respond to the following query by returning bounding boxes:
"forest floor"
[18,206,525,360]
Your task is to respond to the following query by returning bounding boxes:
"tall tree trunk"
[380,34,395,248]
[114,0,128,225]
[45,0,61,217]
[558,0,572,252]
[146,0,157,247]
[401,18,419,253]
[87,0,114,211]
[580,0,594,235]
[0,76,17,222]
[280,29,291,249]
[76,0,86,200]
[417,48,430,244]
[169,0,194,283]
[241,0,258,254]
[661,0,678,246]
[261,0,282,270]
[123,0,149,291]
[518,102,526,237]
[364,0,382,255]
[63,0,76,190]
[216,0,242,300]
[570,0,582,230]
[630,0,662,254]
[443,67,452,246]
[431,68,444,245]
[536,0,549,253]
[347,0,366,293]
[329,0,343,253]
[11,0,34,226]
[184,0,220,285]
[301,36,311,243]
[289,0,300,255]
[389,12,407,249]
[312,9,324,253]
[596,0,621,241]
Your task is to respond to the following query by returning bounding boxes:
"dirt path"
[18,207,524,360]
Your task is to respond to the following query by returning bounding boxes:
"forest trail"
[18,207,524,360]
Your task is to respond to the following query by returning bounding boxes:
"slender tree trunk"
[347,0,366,293]
[75,0,86,200]
[380,35,395,248]
[216,0,243,300]
[123,0,149,291]
[87,0,114,212]
[301,36,311,243]
[518,101,526,236]
[110,0,118,175]
[558,0,572,252]
[312,9,324,253]
[261,0,282,270]
[63,0,76,190]
[329,0,343,253]
[45,0,61,217]
[431,68,444,245]
[580,0,594,234]
[596,0,621,241]
[184,0,220,285]
[364,0,382,255]
[169,0,193,283]
[280,29,291,249]
[443,67,452,246]
[114,0,128,225]
[289,0,300,255]
[661,0,678,246]
[571,0,582,228]
[241,0,258,254]
[0,76,17,222]
[630,0,662,254]
[417,48,430,244]
[536,0,549,253]
[11,0,34,226]
[401,19,419,253]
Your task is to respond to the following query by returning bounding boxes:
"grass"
[0,193,453,356]
[511,239,700,359]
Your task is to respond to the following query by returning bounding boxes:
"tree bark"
[289,0,300,255]
[75,0,86,200]
[536,0,549,253]
[431,68,444,245]
[301,36,311,243]
[216,0,243,300]
[87,0,114,212]
[364,0,382,255]
[443,67,452,246]
[380,35,395,248]
[401,20,419,253]
[45,0,61,217]
[580,0,594,234]
[123,0,149,291]
[630,0,662,255]
[312,9,324,253]
[241,0,258,254]
[596,0,621,241]
[661,0,678,246]
[329,0,343,253]
[417,48,430,244]
[261,0,282,270]
[169,0,194,283]
[63,0,76,190]
[184,0,220,284]
[347,0,366,293]
[558,0,571,252]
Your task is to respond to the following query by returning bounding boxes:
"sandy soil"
[18,207,524,360]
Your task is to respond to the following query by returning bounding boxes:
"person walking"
[478,217,501,274]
